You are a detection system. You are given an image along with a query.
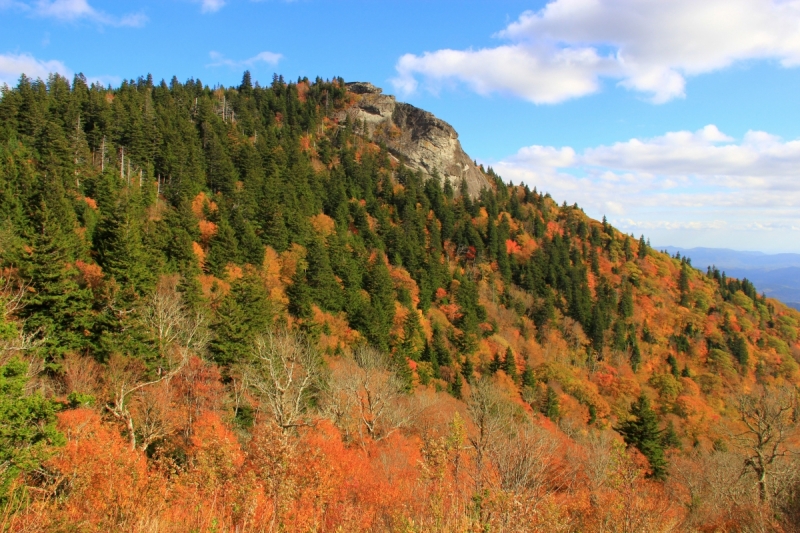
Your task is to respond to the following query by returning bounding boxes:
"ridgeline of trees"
[1,72,800,531]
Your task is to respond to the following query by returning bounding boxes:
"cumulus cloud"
[0,51,118,88]
[195,0,225,13]
[493,125,800,251]
[394,0,800,103]
[32,0,146,27]
[0,52,71,86]
[207,50,283,69]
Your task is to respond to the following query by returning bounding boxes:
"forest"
[1,71,800,532]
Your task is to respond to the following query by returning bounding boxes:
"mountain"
[339,82,491,197]
[1,73,799,531]
[662,246,800,310]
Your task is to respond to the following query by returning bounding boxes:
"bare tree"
[138,276,208,356]
[322,346,412,446]
[106,281,206,450]
[491,423,563,496]
[0,278,44,366]
[732,385,799,503]
[466,378,517,495]
[246,330,321,432]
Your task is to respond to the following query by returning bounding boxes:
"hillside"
[662,246,800,310]
[1,73,800,532]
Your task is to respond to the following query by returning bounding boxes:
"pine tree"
[364,252,394,351]
[210,273,273,366]
[618,394,668,480]
[521,364,535,389]
[206,217,240,277]
[503,347,518,382]
[19,205,94,355]
[94,193,154,297]
[630,340,642,373]
[450,371,463,399]
[489,353,502,374]
[305,237,343,313]
[667,354,680,378]
[678,263,691,307]
[638,234,648,259]
[541,386,560,421]
[461,355,474,383]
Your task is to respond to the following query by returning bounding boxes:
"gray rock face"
[339,82,491,198]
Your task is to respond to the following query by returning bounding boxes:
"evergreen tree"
[210,273,273,366]
[638,235,648,259]
[502,347,518,382]
[0,357,64,503]
[678,263,691,307]
[541,385,560,421]
[305,236,343,313]
[667,354,680,378]
[618,394,668,480]
[461,355,474,383]
[364,252,394,351]
[630,340,642,373]
[19,206,94,355]
[728,333,749,367]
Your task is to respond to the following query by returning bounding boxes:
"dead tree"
[733,385,799,503]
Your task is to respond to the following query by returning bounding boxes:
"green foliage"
[618,394,668,480]
[728,333,749,367]
[540,385,560,421]
[210,273,274,366]
[0,358,64,502]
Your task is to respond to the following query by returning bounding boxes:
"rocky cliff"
[338,82,491,197]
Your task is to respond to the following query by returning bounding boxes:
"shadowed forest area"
[1,72,800,532]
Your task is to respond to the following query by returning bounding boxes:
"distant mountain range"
[660,246,800,310]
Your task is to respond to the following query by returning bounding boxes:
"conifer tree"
[364,252,394,351]
[618,394,668,480]
[541,386,560,421]
[678,263,691,307]
[19,205,94,355]
[305,236,343,313]
[503,347,518,382]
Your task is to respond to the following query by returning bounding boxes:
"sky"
[2,0,800,253]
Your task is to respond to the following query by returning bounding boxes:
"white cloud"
[0,51,119,88]
[195,0,225,13]
[394,0,800,104]
[0,52,71,86]
[31,0,146,26]
[492,125,800,251]
[207,50,283,69]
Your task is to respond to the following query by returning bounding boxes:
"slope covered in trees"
[1,72,800,532]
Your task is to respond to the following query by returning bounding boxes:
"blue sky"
[2,0,800,253]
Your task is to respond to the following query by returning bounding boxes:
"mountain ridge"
[662,245,800,310]
[1,73,799,531]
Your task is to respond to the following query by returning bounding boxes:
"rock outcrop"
[338,82,491,197]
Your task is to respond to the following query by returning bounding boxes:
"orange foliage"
[225,263,243,281]
[280,243,306,285]
[45,409,153,529]
[505,238,521,255]
[310,213,335,237]
[192,241,205,268]
[191,191,217,220]
[515,232,538,260]
[262,246,289,307]
[74,260,103,289]
[389,263,420,308]
[311,305,361,353]
[299,134,313,153]
[198,219,218,245]
[198,274,230,300]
